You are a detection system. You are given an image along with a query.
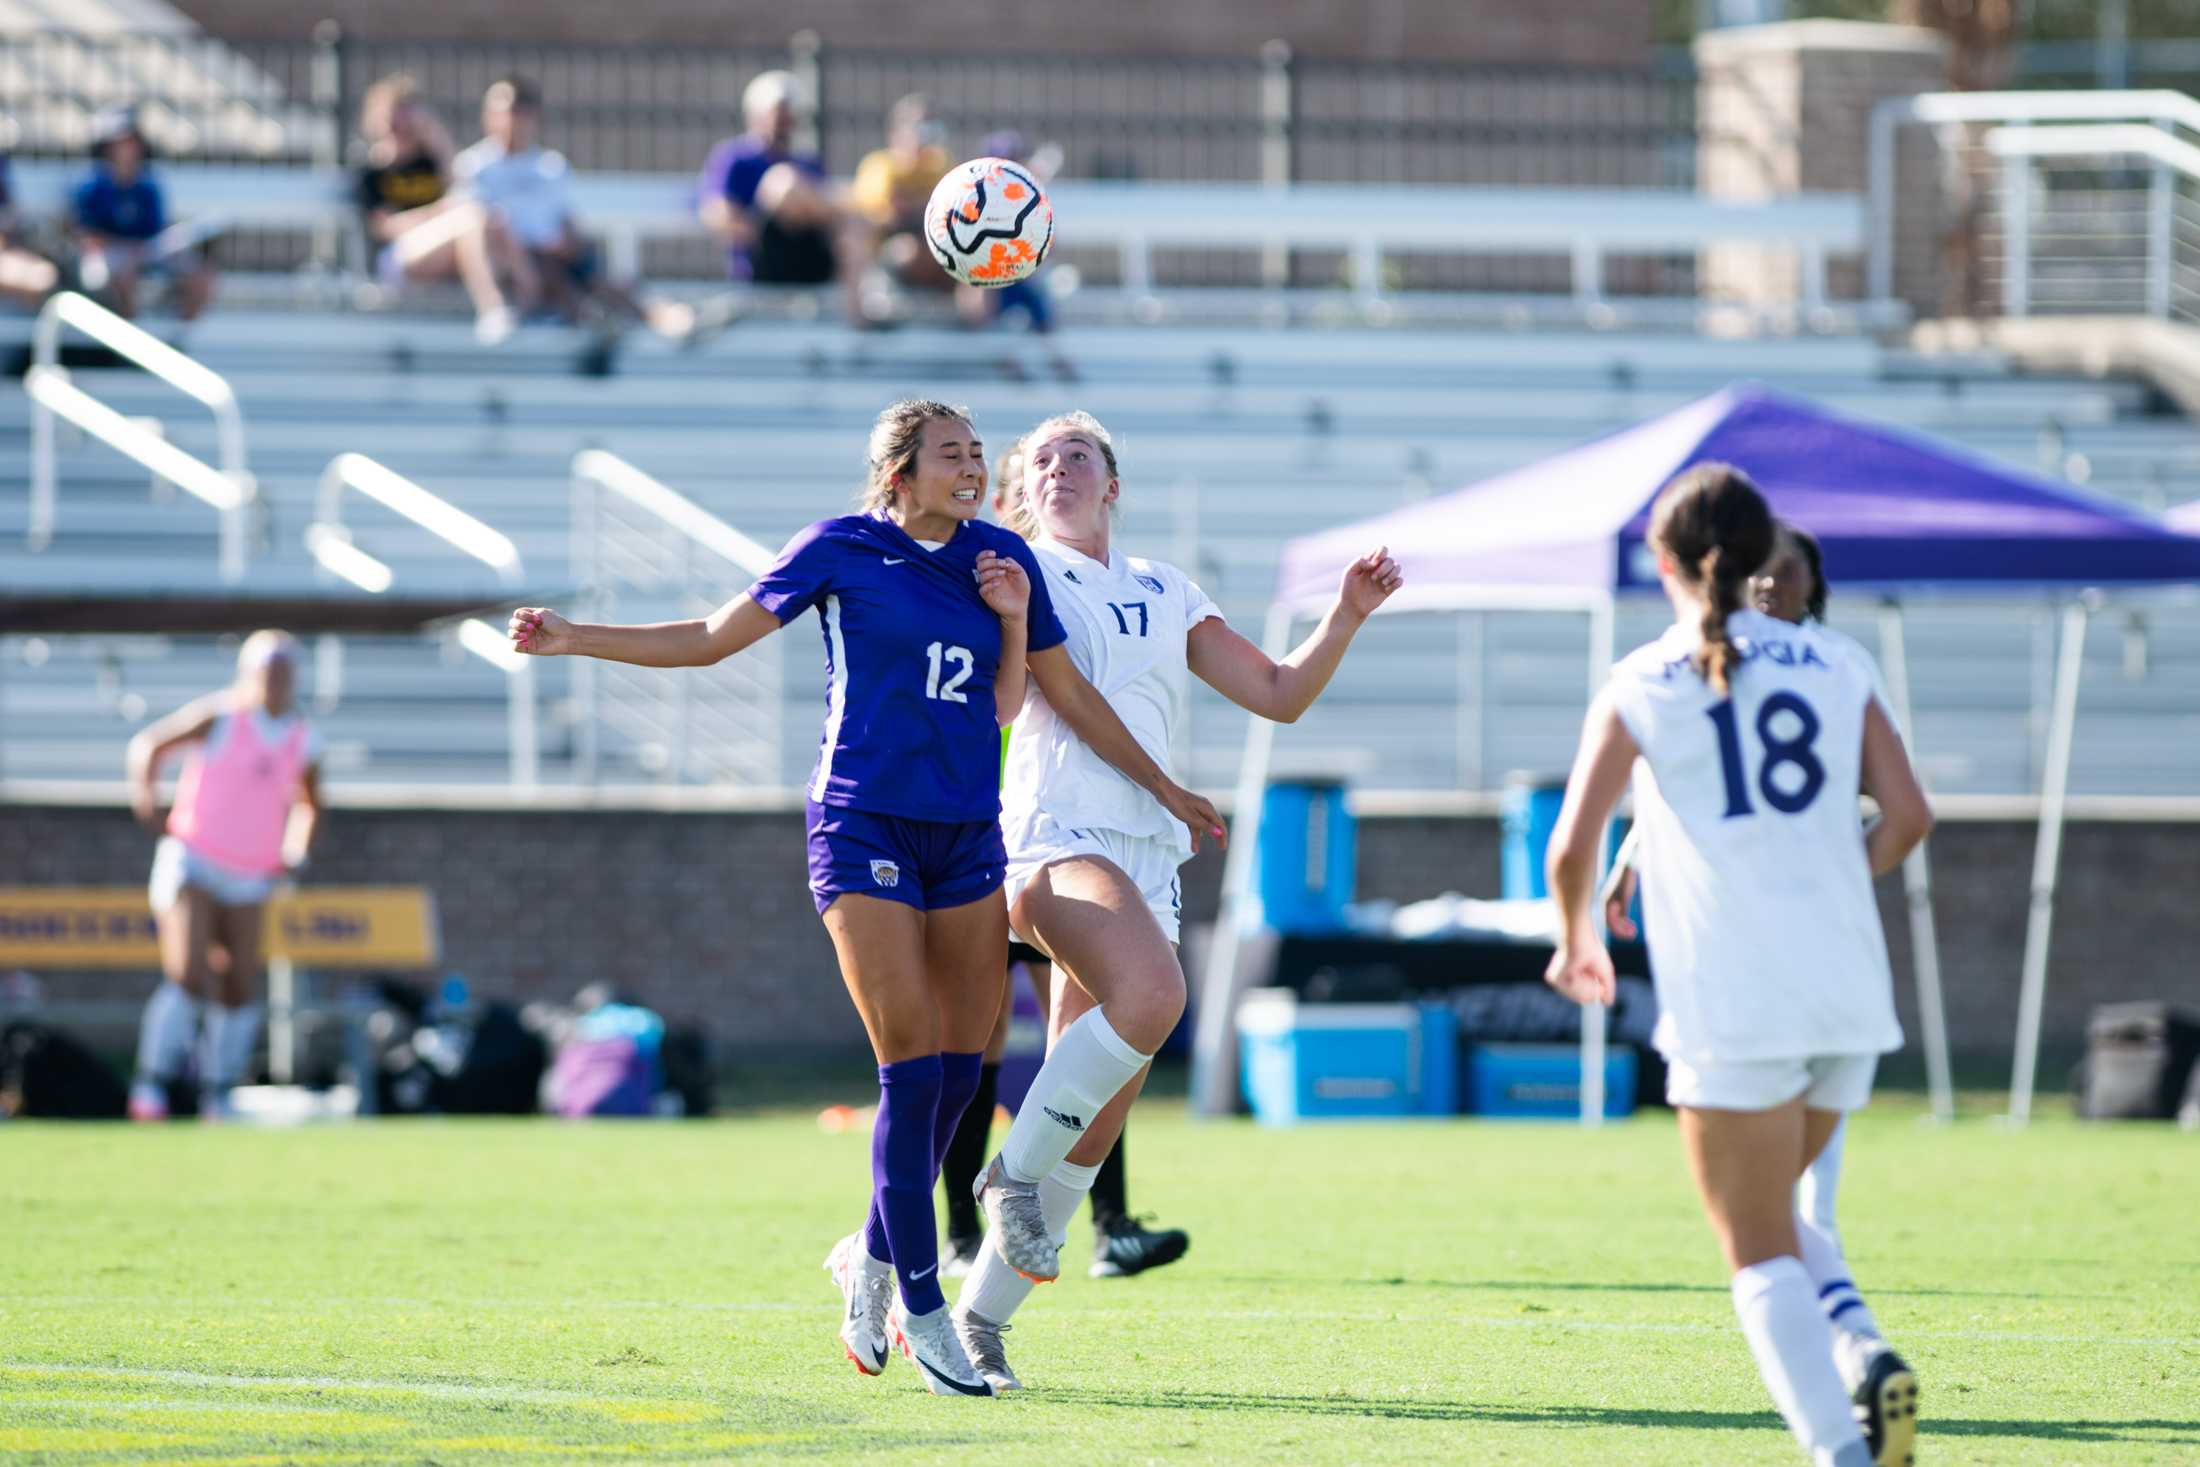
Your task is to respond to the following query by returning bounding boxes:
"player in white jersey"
[1545,466,1932,1467]
[1612,523,1869,1231]
[951,410,1401,1389]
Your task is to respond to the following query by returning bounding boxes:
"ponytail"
[1692,544,1750,695]
[1648,462,1775,697]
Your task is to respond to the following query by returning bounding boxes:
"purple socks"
[862,1052,982,1316]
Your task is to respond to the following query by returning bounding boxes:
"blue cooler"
[1237,991,1456,1125]
[1253,778,1355,933]
[1463,1042,1637,1120]
[1500,776,1631,912]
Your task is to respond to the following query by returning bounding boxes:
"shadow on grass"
[1038,1387,2200,1444]
[1227,1274,2128,1303]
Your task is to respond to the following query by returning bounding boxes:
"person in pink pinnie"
[125,631,325,1120]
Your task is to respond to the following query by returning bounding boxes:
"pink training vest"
[166,705,312,876]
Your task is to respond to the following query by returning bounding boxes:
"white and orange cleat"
[823,1233,893,1376]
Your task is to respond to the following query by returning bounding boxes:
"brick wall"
[173,0,1654,66]
[1695,20,1946,313]
[7,801,2196,1064]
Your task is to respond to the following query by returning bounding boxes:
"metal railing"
[26,292,255,583]
[1984,122,2200,325]
[1868,89,2200,311]
[308,452,536,786]
[570,449,784,787]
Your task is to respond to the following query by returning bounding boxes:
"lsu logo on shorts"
[870,860,901,888]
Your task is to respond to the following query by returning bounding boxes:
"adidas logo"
[1042,1105,1085,1132]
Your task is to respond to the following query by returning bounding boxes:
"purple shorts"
[805,799,1006,915]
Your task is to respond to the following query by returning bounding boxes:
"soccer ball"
[923,156,1053,288]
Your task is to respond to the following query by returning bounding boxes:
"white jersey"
[1606,609,1902,1065]
[1002,537,1222,853]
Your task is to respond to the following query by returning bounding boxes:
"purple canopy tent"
[1195,387,2200,1125]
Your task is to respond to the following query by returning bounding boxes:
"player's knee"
[1107,965,1184,1053]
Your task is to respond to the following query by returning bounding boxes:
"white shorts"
[1003,811,1187,945]
[1663,1052,1878,1113]
[149,835,276,911]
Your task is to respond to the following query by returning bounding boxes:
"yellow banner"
[0,887,440,969]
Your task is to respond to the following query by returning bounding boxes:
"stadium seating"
[5,304,2200,797]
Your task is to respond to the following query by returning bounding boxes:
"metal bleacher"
[6,304,2200,799]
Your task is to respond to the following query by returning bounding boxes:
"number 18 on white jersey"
[1605,609,1902,1066]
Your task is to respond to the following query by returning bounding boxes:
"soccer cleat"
[824,1233,893,1376]
[889,1298,993,1397]
[1852,1344,1919,1467]
[1089,1213,1191,1279]
[974,1155,1058,1283]
[126,1080,169,1123]
[952,1306,1022,1393]
[940,1233,982,1281]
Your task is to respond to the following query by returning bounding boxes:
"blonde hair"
[236,629,301,675]
[992,445,1031,538]
[1012,410,1121,538]
[360,74,420,142]
[861,398,974,515]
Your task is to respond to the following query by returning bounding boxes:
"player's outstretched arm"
[509,593,779,668]
[125,695,221,832]
[1860,699,1933,877]
[1544,690,1636,1006]
[1027,644,1225,853]
[1188,546,1401,723]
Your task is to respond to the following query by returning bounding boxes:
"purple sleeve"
[698,136,765,210]
[745,521,839,623]
[1007,537,1067,653]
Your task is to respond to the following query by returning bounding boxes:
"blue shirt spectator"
[694,71,840,287]
[74,167,166,241]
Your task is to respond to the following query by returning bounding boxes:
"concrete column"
[1696,19,1946,323]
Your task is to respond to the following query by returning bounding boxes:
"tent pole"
[1580,595,1617,1128]
[2008,599,2090,1125]
[1191,601,1297,1118]
[1877,600,1955,1124]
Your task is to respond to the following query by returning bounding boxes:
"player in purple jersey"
[509,399,1221,1398]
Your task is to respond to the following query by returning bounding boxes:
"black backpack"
[0,1021,129,1119]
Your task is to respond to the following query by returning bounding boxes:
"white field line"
[3,1298,2193,1356]
[0,1362,690,1409]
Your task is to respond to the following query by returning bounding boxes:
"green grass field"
[3,1097,2195,1466]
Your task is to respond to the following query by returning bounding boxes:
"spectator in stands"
[357,74,537,345]
[694,70,846,294]
[125,631,324,1122]
[70,107,217,323]
[455,76,693,340]
[849,93,955,306]
[0,151,59,310]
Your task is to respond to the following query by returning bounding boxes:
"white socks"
[135,982,201,1083]
[959,1158,1101,1324]
[1797,1118,1846,1244]
[999,1008,1149,1186]
[200,1002,264,1093]
[1731,1257,1867,1464]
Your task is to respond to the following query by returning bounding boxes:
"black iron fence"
[2,27,1697,187]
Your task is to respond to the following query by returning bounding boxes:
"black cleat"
[1089,1214,1190,1279]
[941,1232,982,1280]
[1853,1345,1919,1467]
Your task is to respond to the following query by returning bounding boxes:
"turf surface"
[3,1098,2195,1465]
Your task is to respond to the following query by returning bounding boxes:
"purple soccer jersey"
[748,513,1066,823]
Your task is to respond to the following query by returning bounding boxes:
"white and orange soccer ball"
[923,156,1053,288]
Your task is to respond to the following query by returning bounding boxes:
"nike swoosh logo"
[914,1357,993,1395]
[909,1264,936,1281]
[883,557,906,565]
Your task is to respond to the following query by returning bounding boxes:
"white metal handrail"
[1869,89,2200,303]
[27,291,253,582]
[308,452,535,786]
[570,449,783,787]
[1982,123,2200,322]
